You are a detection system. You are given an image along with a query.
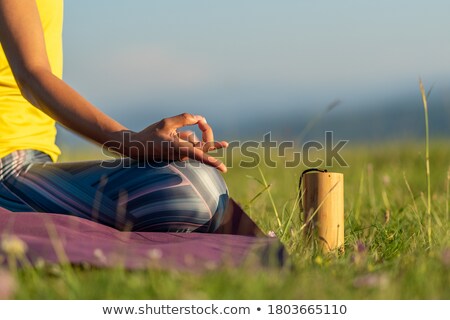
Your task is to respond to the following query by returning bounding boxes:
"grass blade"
[419,78,432,247]
[257,166,282,229]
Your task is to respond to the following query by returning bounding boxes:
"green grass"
[5,139,449,299]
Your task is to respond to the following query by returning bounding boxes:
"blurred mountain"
[229,91,450,143]
[56,89,450,151]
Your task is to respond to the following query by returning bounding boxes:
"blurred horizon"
[59,0,450,150]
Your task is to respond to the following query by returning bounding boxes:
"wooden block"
[301,171,344,252]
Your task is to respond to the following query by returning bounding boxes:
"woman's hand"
[118,113,229,172]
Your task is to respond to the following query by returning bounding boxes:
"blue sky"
[62,0,450,128]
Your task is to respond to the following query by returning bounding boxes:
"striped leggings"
[0,150,228,232]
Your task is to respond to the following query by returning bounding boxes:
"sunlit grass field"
[7,139,450,299]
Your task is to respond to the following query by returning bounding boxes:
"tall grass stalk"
[257,166,282,229]
[446,169,449,222]
[403,172,426,239]
[354,168,365,223]
[367,163,376,216]
[281,188,303,242]
[297,100,340,143]
[419,79,432,247]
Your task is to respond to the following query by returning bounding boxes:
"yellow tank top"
[0,0,63,162]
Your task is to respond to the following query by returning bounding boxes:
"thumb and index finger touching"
[164,113,228,172]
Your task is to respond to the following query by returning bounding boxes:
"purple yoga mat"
[0,206,285,271]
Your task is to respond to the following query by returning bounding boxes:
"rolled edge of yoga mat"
[301,171,344,253]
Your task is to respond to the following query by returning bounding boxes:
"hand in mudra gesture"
[122,113,228,172]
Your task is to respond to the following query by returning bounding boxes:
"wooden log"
[301,171,344,252]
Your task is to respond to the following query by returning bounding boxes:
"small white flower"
[147,249,163,260]
[93,248,107,264]
[1,235,28,257]
[204,261,218,271]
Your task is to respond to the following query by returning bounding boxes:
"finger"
[177,130,200,146]
[196,117,214,143]
[202,141,228,152]
[168,138,195,159]
[173,141,227,172]
[161,113,198,130]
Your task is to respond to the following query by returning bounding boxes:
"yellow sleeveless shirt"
[0,0,63,162]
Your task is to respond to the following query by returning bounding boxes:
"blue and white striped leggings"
[0,150,228,232]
